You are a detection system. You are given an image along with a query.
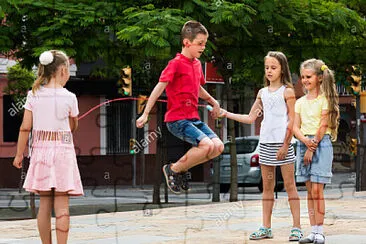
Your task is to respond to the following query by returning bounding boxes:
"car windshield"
[223,139,258,154]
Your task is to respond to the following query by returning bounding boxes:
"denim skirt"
[296,135,333,184]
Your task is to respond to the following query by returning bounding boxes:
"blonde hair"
[263,51,293,88]
[32,50,69,94]
[300,58,340,141]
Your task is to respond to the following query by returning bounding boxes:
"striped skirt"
[259,143,295,166]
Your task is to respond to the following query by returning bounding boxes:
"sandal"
[289,227,303,241]
[249,226,273,240]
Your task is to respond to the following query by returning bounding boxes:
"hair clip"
[320,64,328,71]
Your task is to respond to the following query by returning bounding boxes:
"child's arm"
[277,88,296,160]
[313,110,329,144]
[283,88,296,145]
[293,112,317,149]
[13,110,32,169]
[293,112,306,143]
[136,82,168,128]
[222,89,263,124]
[199,86,220,118]
[293,111,318,164]
[69,116,78,132]
[298,110,328,164]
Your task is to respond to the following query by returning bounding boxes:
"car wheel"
[220,184,230,193]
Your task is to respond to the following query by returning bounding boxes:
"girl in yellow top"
[294,59,339,244]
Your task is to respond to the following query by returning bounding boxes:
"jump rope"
[18,97,214,192]
[77,96,213,120]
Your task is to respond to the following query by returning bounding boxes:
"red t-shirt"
[159,53,205,122]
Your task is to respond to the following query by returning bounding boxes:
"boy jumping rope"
[136,20,224,194]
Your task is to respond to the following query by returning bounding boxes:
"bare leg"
[38,191,53,244]
[261,165,275,228]
[171,137,219,172]
[54,192,70,244]
[305,181,316,226]
[312,182,325,226]
[207,138,224,159]
[280,163,301,228]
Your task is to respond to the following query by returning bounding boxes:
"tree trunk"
[212,85,223,202]
[225,78,238,202]
[153,103,162,204]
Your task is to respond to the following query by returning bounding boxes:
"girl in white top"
[13,50,83,244]
[221,51,302,241]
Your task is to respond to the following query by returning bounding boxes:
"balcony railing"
[337,84,352,96]
[336,83,365,96]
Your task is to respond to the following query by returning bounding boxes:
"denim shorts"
[166,119,218,146]
[296,135,333,184]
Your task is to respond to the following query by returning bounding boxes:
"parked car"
[219,136,298,193]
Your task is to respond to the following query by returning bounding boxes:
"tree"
[2,0,365,85]
[2,0,366,201]
[3,63,35,105]
[1,0,133,75]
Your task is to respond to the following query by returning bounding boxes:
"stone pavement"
[0,184,366,244]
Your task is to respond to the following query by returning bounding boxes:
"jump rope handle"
[206,104,226,118]
[206,105,213,111]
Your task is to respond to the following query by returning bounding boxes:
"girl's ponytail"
[32,64,45,94]
[321,65,340,141]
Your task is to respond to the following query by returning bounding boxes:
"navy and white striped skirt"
[259,143,295,166]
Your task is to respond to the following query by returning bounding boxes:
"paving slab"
[0,192,365,244]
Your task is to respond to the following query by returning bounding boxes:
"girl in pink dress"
[13,50,83,244]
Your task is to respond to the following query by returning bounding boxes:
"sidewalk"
[0,190,365,244]
[0,183,216,220]
[0,180,366,243]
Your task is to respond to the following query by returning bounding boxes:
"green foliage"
[3,63,35,102]
[234,0,366,89]
[117,6,185,58]
[1,0,365,92]
[2,0,131,75]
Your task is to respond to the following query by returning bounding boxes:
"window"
[3,95,22,142]
[106,100,132,154]
[223,139,258,154]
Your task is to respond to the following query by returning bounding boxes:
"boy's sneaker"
[179,171,191,192]
[162,164,181,194]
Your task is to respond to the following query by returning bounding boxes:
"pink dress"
[22,87,83,196]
